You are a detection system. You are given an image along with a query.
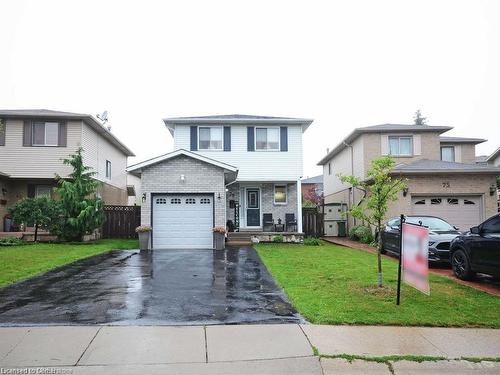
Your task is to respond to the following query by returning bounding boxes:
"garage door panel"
[153,194,214,249]
[411,196,481,231]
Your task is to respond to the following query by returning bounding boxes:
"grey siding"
[140,155,226,227]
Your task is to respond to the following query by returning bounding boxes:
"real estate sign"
[402,223,430,295]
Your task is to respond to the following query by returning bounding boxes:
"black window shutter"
[58,122,67,147]
[23,120,32,146]
[27,184,36,198]
[190,126,198,151]
[247,127,255,151]
[280,126,288,151]
[223,126,231,151]
[0,119,5,146]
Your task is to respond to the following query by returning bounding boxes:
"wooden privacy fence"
[102,205,141,239]
[302,207,324,237]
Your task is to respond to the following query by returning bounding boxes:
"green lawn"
[256,242,500,327]
[0,239,138,288]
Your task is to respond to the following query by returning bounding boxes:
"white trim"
[198,125,223,151]
[255,127,280,152]
[440,145,455,162]
[127,149,238,173]
[273,184,288,205]
[297,179,303,233]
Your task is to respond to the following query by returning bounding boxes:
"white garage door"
[152,194,214,249]
[411,196,482,231]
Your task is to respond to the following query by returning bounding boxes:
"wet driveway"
[0,247,303,326]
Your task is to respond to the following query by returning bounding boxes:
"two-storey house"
[0,109,135,225]
[318,124,500,233]
[127,114,313,249]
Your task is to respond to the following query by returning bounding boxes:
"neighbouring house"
[318,123,500,234]
[301,175,323,206]
[0,109,135,230]
[127,114,313,249]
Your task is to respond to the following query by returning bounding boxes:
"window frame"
[440,146,455,162]
[198,126,223,151]
[388,135,413,156]
[274,184,288,205]
[105,160,112,179]
[255,127,280,152]
[32,121,59,147]
[35,185,52,198]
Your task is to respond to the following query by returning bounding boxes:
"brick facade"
[225,182,298,229]
[140,155,226,228]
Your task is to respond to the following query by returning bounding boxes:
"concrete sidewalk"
[1,324,499,374]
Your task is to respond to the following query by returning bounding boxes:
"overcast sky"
[1,0,499,177]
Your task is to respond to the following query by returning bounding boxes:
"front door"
[246,189,260,227]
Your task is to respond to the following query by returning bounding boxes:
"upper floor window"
[388,136,412,156]
[328,162,332,175]
[441,146,455,162]
[32,122,59,146]
[199,126,222,150]
[256,127,279,151]
[105,160,112,179]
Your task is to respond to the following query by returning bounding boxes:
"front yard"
[256,242,500,327]
[0,239,138,288]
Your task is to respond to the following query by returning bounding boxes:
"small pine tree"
[54,148,104,241]
[414,110,427,125]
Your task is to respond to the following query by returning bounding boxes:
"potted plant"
[213,226,226,250]
[136,225,152,250]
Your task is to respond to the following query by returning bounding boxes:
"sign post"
[396,214,430,305]
[396,214,404,305]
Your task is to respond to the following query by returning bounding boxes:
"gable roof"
[0,109,134,156]
[302,175,323,184]
[392,159,500,174]
[486,147,500,162]
[318,124,453,165]
[127,149,238,175]
[439,136,486,144]
[163,114,313,135]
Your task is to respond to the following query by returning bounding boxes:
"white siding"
[323,136,364,196]
[173,124,303,181]
[0,119,82,178]
[81,123,127,189]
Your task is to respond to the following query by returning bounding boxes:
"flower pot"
[214,232,225,250]
[138,231,150,251]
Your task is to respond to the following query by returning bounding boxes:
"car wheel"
[451,249,475,280]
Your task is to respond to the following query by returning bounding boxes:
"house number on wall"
[442,182,450,188]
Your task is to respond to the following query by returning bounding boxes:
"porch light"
[490,184,497,196]
[180,174,185,182]
[402,187,409,197]
[217,193,222,200]
[142,193,146,203]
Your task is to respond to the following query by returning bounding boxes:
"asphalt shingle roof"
[393,159,500,174]
[302,175,323,184]
[439,136,486,144]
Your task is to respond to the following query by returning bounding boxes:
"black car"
[380,216,461,262]
[450,213,500,280]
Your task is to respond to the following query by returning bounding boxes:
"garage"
[152,194,214,249]
[411,196,482,231]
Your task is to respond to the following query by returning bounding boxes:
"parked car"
[380,216,461,263]
[450,213,500,280]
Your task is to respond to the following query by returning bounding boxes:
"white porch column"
[296,179,303,233]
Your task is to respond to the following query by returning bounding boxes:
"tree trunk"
[377,219,383,287]
[34,223,38,242]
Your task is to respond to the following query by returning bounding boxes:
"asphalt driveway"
[0,247,303,325]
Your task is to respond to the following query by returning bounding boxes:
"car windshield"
[406,217,454,231]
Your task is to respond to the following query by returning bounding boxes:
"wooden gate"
[102,205,141,239]
[302,207,324,237]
